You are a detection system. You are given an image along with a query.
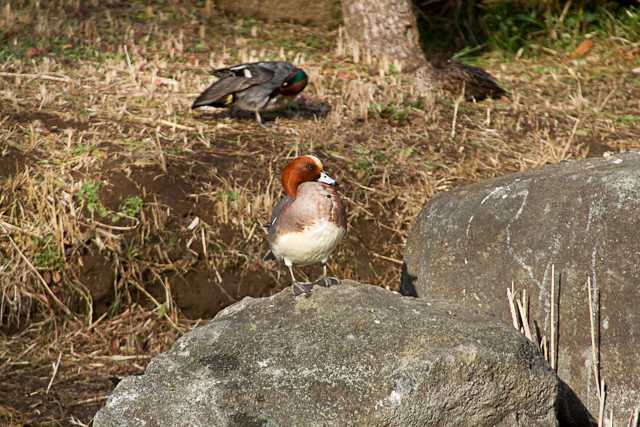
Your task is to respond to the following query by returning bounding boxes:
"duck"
[415,59,508,101]
[263,155,347,295]
[191,61,308,124]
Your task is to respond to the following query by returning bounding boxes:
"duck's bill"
[318,172,336,185]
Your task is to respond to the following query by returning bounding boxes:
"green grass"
[369,103,414,123]
[486,3,640,56]
[418,2,640,61]
[617,115,640,123]
[33,236,63,270]
[77,180,108,218]
[303,34,331,50]
[0,31,99,61]
[217,190,238,202]
[479,4,546,55]
[120,196,143,218]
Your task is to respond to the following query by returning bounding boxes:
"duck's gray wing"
[262,195,293,261]
[192,63,276,108]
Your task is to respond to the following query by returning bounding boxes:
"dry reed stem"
[371,252,403,265]
[0,72,73,82]
[516,290,533,341]
[629,407,640,427]
[6,233,72,317]
[588,277,601,395]
[550,264,557,371]
[507,276,640,427]
[598,379,606,427]
[450,88,464,138]
[507,284,520,330]
[45,351,63,394]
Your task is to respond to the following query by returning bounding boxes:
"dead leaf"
[573,39,594,58]
[110,337,120,354]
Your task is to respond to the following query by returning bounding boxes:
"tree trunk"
[340,0,426,71]
[341,0,507,100]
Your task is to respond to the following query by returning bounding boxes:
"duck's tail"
[191,89,234,109]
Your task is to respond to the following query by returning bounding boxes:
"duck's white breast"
[272,219,345,266]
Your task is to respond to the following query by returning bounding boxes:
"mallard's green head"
[279,69,308,96]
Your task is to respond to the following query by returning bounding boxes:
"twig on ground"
[0,72,73,83]
[46,351,63,394]
[371,252,403,265]
[68,395,108,407]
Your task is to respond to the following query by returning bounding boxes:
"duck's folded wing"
[262,249,276,261]
[443,60,508,101]
[262,195,292,262]
[264,196,292,232]
[192,64,275,108]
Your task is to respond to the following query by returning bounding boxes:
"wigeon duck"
[263,155,347,295]
[191,61,308,125]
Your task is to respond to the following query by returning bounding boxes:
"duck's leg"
[254,111,264,126]
[316,260,340,288]
[286,262,312,296]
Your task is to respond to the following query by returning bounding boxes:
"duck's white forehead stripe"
[305,155,323,170]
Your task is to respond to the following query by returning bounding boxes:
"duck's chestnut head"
[281,155,335,197]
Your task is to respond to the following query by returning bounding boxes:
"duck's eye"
[282,82,289,87]
[306,164,315,171]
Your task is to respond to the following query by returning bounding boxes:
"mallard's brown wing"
[440,60,508,101]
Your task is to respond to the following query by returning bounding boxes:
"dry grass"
[1,0,639,424]
[507,273,640,427]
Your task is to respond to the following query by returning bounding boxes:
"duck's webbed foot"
[315,276,340,288]
[315,263,340,288]
[287,264,313,296]
[291,282,314,296]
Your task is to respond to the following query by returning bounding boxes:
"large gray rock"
[94,282,559,426]
[402,152,640,418]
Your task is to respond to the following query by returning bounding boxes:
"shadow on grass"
[192,98,331,124]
